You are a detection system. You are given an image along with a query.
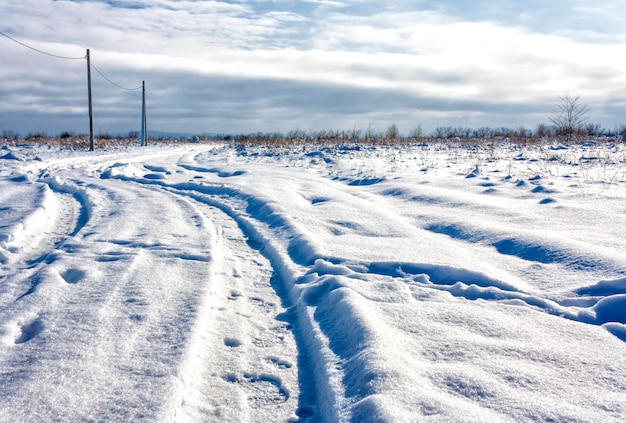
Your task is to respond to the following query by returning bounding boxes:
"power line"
[0,30,84,60]
[90,62,143,91]
[2,30,143,91]
[3,30,148,149]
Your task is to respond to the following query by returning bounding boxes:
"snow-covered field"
[1,139,625,422]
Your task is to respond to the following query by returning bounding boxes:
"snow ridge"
[1,142,625,422]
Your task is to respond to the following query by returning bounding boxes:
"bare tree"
[385,123,400,141]
[350,125,362,142]
[409,125,423,141]
[549,92,590,142]
[2,130,19,141]
[535,123,553,139]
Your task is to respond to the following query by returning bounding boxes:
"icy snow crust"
[0,141,625,422]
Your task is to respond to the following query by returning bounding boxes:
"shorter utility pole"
[140,80,147,146]
[86,49,94,151]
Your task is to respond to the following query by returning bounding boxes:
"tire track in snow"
[14,190,82,299]
[164,195,300,422]
[106,173,340,422]
[0,178,87,346]
[163,185,344,422]
[0,184,63,267]
[0,177,96,419]
[96,165,307,420]
[2,176,218,421]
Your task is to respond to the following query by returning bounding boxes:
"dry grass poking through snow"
[2,135,625,184]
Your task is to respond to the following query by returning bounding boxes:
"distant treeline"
[3,123,626,145]
[220,123,626,144]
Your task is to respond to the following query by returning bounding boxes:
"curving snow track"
[1,143,625,422]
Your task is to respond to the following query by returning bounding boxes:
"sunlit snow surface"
[1,141,625,422]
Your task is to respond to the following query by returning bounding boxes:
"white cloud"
[303,0,347,7]
[1,0,626,135]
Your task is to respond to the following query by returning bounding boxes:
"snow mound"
[577,277,626,296]
[594,294,626,324]
[0,150,25,161]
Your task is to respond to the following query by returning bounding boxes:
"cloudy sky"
[1,0,626,137]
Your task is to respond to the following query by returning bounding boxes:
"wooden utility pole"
[86,49,94,151]
[141,81,147,146]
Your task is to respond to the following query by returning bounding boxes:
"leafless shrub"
[385,124,400,141]
[2,130,19,141]
[549,92,590,143]
[25,132,46,140]
[409,125,424,141]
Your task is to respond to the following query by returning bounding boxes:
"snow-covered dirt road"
[1,141,625,422]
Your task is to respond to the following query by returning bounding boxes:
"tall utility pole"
[86,49,94,151]
[141,81,147,146]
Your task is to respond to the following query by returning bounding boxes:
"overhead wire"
[1,29,143,91]
[2,28,147,148]
[0,30,84,60]
[90,62,143,91]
